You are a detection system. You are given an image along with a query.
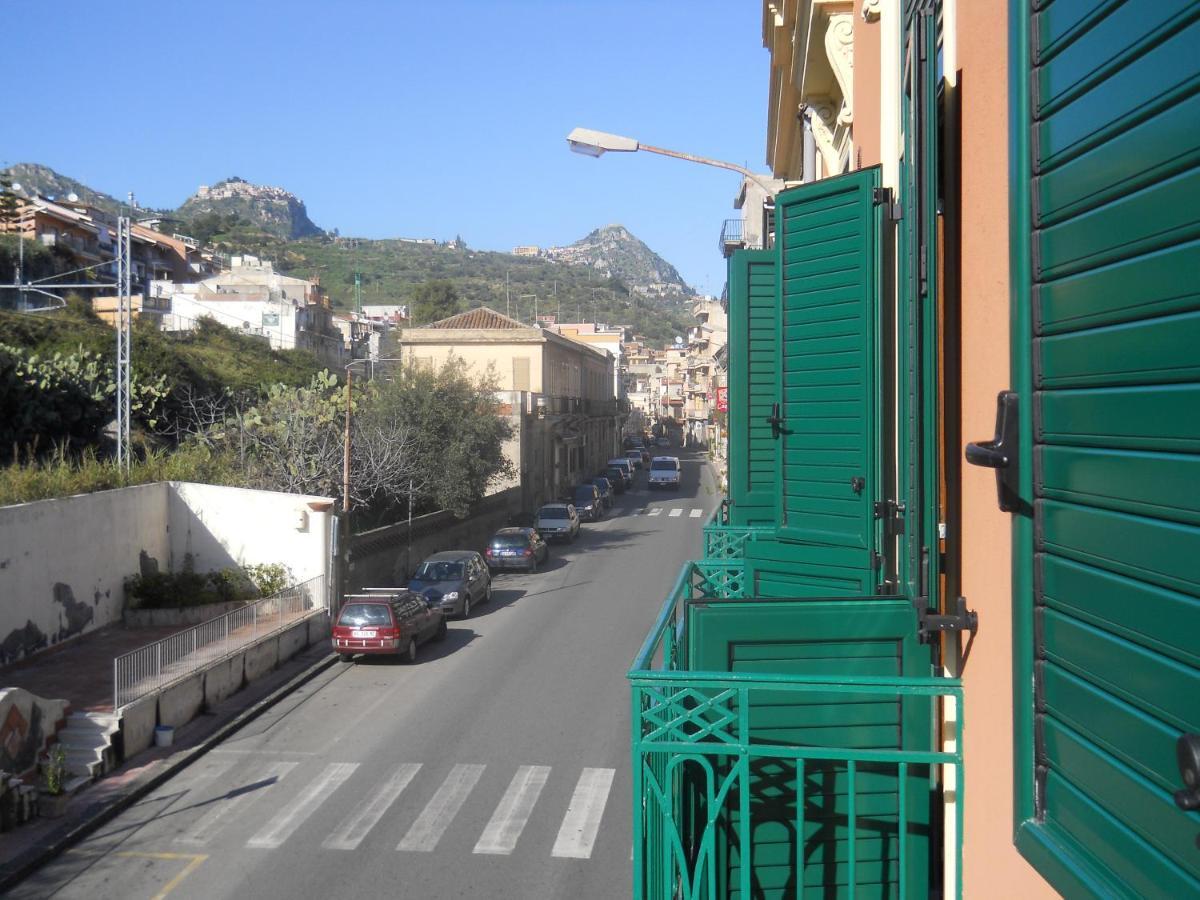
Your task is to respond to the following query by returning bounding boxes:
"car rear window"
[539,507,568,519]
[414,561,463,580]
[651,459,679,471]
[491,533,528,548]
[338,604,393,627]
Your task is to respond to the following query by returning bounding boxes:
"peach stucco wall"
[853,0,881,169]
[957,1,1057,896]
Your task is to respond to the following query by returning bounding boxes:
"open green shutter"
[773,168,884,591]
[1011,1,1200,895]
[688,598,933,899]
[727,249,778,526]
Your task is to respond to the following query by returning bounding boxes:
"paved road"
[14,449,718,900]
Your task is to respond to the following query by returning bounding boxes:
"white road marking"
[397,764,486,852]
[551,767,616,859]
[647,508,663,517]
[247,762,359,849]
[689,508,704,518]
[177,761,298,846]
[473,765,551,855]
[668,508,683,518]
[322,763,422,850]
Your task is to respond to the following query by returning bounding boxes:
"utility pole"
[354,272,362,314]
[115,217,132,471]
[342,368,353,512]
[505,269,510,318]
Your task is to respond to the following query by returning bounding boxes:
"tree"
[410,280,461,324]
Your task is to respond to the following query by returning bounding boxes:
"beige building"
[399,307,623,510]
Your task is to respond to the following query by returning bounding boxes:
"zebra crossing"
[168,757,620,860]
[609,505,707,520]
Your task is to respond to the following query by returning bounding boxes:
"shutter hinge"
[916,595,979,644]
[872,186,902,221]
[874,499,906,536]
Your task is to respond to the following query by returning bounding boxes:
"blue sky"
[2,1,768,296]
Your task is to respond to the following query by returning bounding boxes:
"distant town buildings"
[511,245,540,257]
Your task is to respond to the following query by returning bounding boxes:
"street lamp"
[566,127,777,195]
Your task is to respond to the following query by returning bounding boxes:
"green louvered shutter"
[773,168,883,591]
[1011,1,1200,895]
[727,249,778,526]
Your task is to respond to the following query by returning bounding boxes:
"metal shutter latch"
[965,391,1020,512]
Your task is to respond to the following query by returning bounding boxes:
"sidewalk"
[0,643,338,888]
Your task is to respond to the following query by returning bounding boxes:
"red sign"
[716,387,728,412]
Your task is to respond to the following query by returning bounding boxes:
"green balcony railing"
[702,505,773,561]
[629,562,964,900]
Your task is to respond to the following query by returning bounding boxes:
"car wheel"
[462,595,471,619]
[434,617,447,642]
[485,582,493,603]
[403,637,418,664]
[338,653,354,663]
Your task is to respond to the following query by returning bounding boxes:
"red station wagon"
[332,590,446,664]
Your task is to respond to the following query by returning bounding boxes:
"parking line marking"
[668,509,683,518]
[177,760,298,846]
[323,763,422,850]
[647,508,663,517]
[114,852,208,900]
[398,763,486,852]
[689,508,704,518]
[247,762,359,849]
[551,767,616,859]
[473,764,551,855]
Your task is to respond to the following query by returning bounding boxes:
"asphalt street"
[12,448,718,900]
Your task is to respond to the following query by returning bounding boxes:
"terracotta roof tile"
[428,306,528,329]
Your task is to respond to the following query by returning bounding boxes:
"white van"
[648,456,681,490]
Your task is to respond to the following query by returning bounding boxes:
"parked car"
[625,449,645,470]
[572,483,603,521]
[608,458,635,484]
[588,476,614,509]
[407,550,491,619]
[649,455,682,490]
[535,503,580,542]
[485,527,548,573]
[332,590,445,663]
[604,467,628,493]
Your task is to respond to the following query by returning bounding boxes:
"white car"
[648,456,681,490]
[534,503,580,542]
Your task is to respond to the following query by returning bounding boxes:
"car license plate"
[351,630,376,638]
[501,550,517,556]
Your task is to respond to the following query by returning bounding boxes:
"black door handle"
[765,402,785,437]
[1175,733,1200,811]
[965,391,1019,512]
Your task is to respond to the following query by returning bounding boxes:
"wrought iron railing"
[628,563,964,899]
[113,574,327,710]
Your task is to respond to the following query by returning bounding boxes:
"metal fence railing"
[113,573,327,711]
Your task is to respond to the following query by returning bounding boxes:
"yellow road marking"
[113,852,208,900]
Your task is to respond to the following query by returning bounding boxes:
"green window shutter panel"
[1011,1,1200,893]
[687,598,933,899]
[773,168,884,591]
[727,249,779,526]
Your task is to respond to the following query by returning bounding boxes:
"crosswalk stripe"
[247,762,359,849]
[398,763,486,852]
[177,760,298,846]
[647,508,663,517]
[668,508,683,517]
[551,767,616,859]
[473,765,551,856]
[689,508,704,518]
[322,763,422,851]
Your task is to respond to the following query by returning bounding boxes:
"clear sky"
[2,1,769,297]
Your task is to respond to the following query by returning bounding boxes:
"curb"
[0,652,341,893]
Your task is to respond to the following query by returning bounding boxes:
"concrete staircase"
[55,711,121,781]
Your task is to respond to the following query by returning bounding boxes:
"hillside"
[175,177,322,240]
[545,225,694,298]
[2,163,131,217]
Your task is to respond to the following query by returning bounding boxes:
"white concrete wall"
[0,483,334,667]
[167,483,332,583]
[0,483,169,665]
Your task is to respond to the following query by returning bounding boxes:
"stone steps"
[55,711,121,780]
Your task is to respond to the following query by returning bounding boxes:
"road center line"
[247,762,359,849]
[473,765,551,855]
[397,763,486,852]
[551,767,616,859]
[322,763,422,850]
